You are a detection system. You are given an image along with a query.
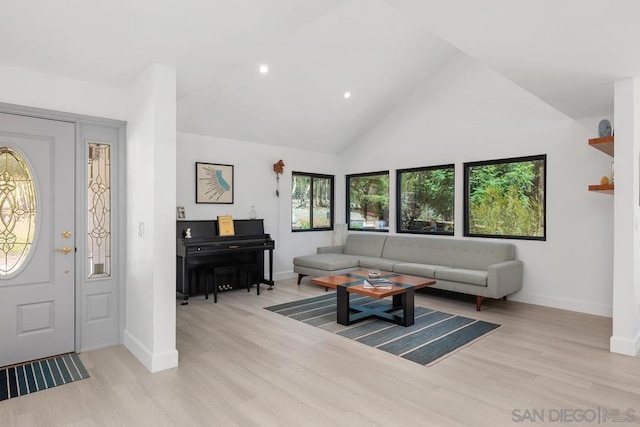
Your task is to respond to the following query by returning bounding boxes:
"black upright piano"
[176,219,275,304]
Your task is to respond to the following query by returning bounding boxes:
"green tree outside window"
[347,171,389,231]
[292,172,334,231]
[397,165,454,234]
[465,155,546,240]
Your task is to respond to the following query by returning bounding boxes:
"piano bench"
[199,264,262,303]
[202,265,238,303]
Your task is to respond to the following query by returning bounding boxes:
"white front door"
[0,113,75,367]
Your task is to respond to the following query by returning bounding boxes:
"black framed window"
[291,172,334,231]
[464,154,546,240]
[346,171,389,232]
[396,164,454,235]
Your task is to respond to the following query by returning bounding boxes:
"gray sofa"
[293,234,523,310]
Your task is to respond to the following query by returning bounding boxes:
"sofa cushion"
[383,235,515,270]
[292,253,360,271]
[344,234,387,257]
[435,268,487,287]
[448,242,514,271]
[393,262,450,279]
[357,256,400,271]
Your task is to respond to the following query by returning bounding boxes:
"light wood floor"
[2,277,639,426]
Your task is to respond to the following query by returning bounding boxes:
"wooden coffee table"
[310,270,435,327]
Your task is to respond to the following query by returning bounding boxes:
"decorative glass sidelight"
[0,147,37,275]
[88,143,111,278]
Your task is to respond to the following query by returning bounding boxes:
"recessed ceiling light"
[259,65,269,74]
[344,91,352,99]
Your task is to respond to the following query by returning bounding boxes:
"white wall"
[0,64,126,120]
[611,78,640,356]
[339,53,615,316]
[176,133,340,277]
[125,64,179,372]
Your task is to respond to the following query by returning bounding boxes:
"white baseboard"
[273,270,296,281]
[610,330,640,356]
[123,330,179,373]
[508,292,613,317]
[149,349,179,373]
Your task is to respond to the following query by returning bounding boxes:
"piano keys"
[176,219,275,304]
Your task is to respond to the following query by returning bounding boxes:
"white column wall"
[610,78,640,356]
[125,63,179,372]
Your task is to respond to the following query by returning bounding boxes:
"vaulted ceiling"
[1,0,639,153]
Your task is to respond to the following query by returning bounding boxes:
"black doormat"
[0,353,89,401]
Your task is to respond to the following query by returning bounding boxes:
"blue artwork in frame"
[195,162,234,204]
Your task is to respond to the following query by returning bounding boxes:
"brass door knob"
[62,231,71,238]
[57,247,72,255]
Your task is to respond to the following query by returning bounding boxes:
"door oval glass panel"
[0,147,37,275]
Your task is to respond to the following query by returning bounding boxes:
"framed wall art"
[176,206,186,220]
[195,162,234,204]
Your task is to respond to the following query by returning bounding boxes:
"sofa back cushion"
[382,236,515,270]
[344,234,388,257]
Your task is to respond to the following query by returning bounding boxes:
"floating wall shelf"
[588,136,614,195]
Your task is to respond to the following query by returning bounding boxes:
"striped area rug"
[0,353,89,401]
[265,293,500,366]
